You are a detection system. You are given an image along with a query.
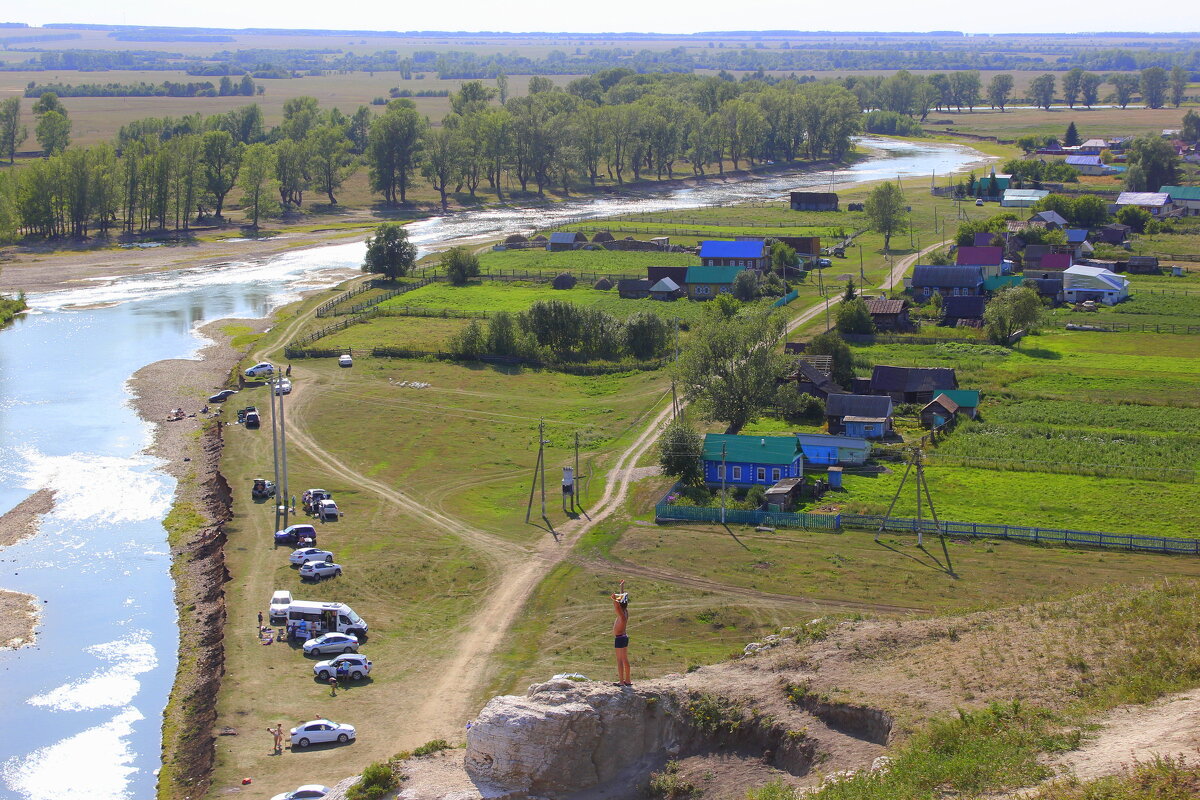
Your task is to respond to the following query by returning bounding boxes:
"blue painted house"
[698,240,768,270]
[795,433,871,466]
[702,434,803,486]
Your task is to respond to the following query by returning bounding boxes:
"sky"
[9,0,1200,35]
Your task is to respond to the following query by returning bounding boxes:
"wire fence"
[654,499,1200,555]
[1060,321,1200,334]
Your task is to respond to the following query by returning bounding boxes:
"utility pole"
[525,419,545,523]
[720,443,727,525]
[278,380,290,529]
[671,380,678,421]
[858,244,864,285]
[824,296,831,331]
[268,374,282,533]
[540,421,547,520]
[574,431,580,514]
[673,317,680,363]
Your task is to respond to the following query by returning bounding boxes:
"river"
[0,136,984,800]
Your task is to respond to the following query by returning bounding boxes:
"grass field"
[319,314,469,351]
[933,106,1198,142]
[475,248,699,274]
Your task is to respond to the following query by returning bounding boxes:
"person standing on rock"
[611,580,631,687]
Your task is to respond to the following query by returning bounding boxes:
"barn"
[789,191,839,211]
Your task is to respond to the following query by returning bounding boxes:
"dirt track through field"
[262,244,949,742]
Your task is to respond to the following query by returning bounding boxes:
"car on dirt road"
[274,378,292,395]
[244,362,275,378]
[299,561,342,581]
[289,547,334,566]
[313,653,372,681]
[290,719,356,748]
[315,499,341,521]
[338,354,353,367]
[275,524,318,546]
[208,388,238,403]
[270,785,331,800]
[303,632,359,656]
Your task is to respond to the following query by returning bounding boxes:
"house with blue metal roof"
[1064,155,1112,175]
[794,433,871,466]
[698,240,768,269]
[702,434,803,486]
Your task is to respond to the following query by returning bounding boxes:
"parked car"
[338,354,353,367]
[816,258,832,268]
[244,408,261,428]
[289,547,334,566]
[209,388,238,403]
[316,499,341,521]
[299,561,342,581]
[313,654,372,681]
[975,198,985,206]
[290,720,356,748]
[269,590,292,622]
[275,524,318,546]
[303,632,359,656]
[274,379,293,395]
[245,362,275,378]
[302,489,332,512]
[270,785,331,800]
[252,478,276,499]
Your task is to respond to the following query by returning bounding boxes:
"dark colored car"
[275,524,318,546]
[209,389,238,403]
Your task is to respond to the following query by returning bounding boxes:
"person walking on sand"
[267,724,284,754]
[611,580,631,687]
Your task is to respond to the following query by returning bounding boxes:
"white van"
[286,600,368,639]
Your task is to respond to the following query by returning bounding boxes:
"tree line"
[24,74,260,98]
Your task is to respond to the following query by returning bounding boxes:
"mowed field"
[935,104,1198,141]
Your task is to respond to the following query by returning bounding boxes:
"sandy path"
[1052,691,1200,781]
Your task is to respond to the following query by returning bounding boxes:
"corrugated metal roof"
[649,277,680,292]
[548,231,582,243]
[1041,253,1073,269]
[1162,185,1200,201]
[699,240,766,259]
[936,389,980,408]
[1066,228,1089,243]
[912,265,984,288]
[795,433,871,449]
[955,246,1004,266]
[1003,189,1050,199]
[685,265,742,284]
[865,298,905,315]
[826,394,893,418]
[703,434,801,465]
[1116,192,1171,206]
[1065,155,1102,166]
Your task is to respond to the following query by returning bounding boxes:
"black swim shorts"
[614,634,629,649]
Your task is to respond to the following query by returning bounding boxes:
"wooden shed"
[789,191,839,211]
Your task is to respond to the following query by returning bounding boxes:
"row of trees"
[23,74,260,98]
[1026,67,1190,111]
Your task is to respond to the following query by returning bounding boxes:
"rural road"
[258,239,945,743]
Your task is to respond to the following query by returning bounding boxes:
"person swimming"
[611,579,631,687]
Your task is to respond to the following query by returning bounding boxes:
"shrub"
[746,779,799,800]
[412,738,451,756]
[346,762,398,800]
[647,761,697,799]
[863,110,923,137]
[776,383,825,422]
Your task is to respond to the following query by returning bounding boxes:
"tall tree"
[35,110,71,156]
[1062,68,1084,109]
[983,287,1041,345]
[30,92,65,118]
[366,101,426,205]
[201,129,242,218]
[1029,74,1056,110]
[1108,73,1140,109]
[1080,72,1104,108]
[986,74,1014,111]
[675,308,790,434]
[1169,66,1188,109]
[306,124,356,205]
[450,81,497,116]
[1183,110,1200,144]
[421,125,462,212]
[361,222,416,280]
[237,142,276,229]
[1140,67,1169,109]
[1064,121,1080,147]
[274,138,309,208]
[1125,134,1180,192]
[279,96,321,141]
[864,181,907,252]
[657,419,704,486]
[0,98,26,164]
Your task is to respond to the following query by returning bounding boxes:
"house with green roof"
[685,265,743,300]
[702,434,803,486]
[1161,186,1200,216]
[934,390,980,419]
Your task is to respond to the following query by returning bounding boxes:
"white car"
[338,354,353,367]
[303,632,359,656]
[269,590,292,622]
[313,654,372,681]
[274,378,293,395]
[270,785,331,800]
[289,547,334,565]
[316,499,341,521]
[299,561,342,581]
[290,719,356,748]
[244,362,274,378]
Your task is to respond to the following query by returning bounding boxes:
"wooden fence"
[282,344,668,375]
[653,498,1200,555]
[314,280,377,318]
[1061,321,1200,334]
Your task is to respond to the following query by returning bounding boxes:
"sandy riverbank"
[127,316,270,800]
[0,488,56,650]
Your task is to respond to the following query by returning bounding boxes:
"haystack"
[593,277,614,291]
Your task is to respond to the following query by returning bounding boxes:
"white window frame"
[732,466,742,480]
[771,468,781,482]
[757,467,766,482]
[716,464,725,479]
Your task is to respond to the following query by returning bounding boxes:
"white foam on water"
[1,707,144,800]
[15,446,172,525]
[29,630,158,712]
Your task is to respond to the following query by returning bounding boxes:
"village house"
[920,394,961,428]
[684,265,742,299]
[789,191,839,211]
[1038,252,1074,274]
[869,365,958,404]
[1064,155,1113,176]
[648,277,684,300]
[955,246,1006,278]
[977,173,1011,197]
[1097,223,1131,245]
[647,266,690,286]
[1029,210,1069,229]
[1078,138,1109,155]
[912,265,985,297]
[864,297,909,331]
[973,231,1025,258]
[795,433,872,467]
[1062,265,1130,305]
[1161,186,1200,216]
[782,359,844,401]
[1065,229,1094,259]
[702,434,803,487]
[617,278,653,299]
[1115,192,1174,217]
[825,394,893,438]
[698,240,768,270]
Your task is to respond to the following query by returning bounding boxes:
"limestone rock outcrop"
[465,678,688,797]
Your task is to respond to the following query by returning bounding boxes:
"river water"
[0,136,984,800]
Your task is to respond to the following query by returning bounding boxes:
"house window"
[757,467,766,482]
[716,464,725,479]
[771,468,781,481]
[695,285,710,295]
[731,466,742,480]
[719,286,732,294]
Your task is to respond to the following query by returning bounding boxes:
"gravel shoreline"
[0,488,56,650]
